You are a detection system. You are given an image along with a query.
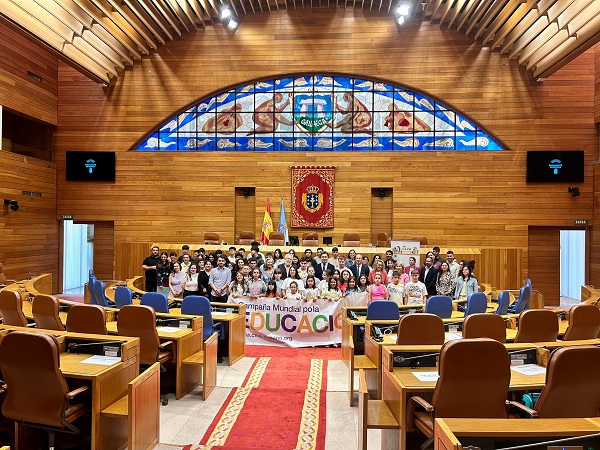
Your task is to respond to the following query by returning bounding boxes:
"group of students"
[142,243,480,305]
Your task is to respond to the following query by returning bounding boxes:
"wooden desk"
[435,418,600,450]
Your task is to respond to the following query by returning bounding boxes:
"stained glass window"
[133,75,503,151]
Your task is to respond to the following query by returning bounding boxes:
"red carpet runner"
[186,346,340,450]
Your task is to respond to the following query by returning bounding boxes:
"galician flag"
[278,198,289,244]
[261,199,273,244]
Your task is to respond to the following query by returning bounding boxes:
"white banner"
[228,293,368,347]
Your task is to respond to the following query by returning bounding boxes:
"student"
[454,265,478,300]
[285,281,302,300]
[404,269,428,305]
[357,274,369,293]
[182,263,200,298]
[248,268,267,298]
[368,273,389,303]
[304,276,319,301]
[229,271,247,298]
[169,261,185,298]
[387,270,405,304]
[344,276,359,295]
[282,266,304,296]
[338,269,351,292]
[265,280,280,298]
[227,246,237,265]
[273,268,284,295]
[318,269,332,297]
[324,278,343,302]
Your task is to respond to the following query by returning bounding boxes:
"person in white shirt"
[404,269,428,305]
[446,250,461,279]
[285,281,302,300]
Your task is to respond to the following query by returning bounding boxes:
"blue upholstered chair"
[88,274,97,305]
[93,280,115,307]
[425,295,453,319]
[508,285,531,314]
[366,301,399,320]
[181,296,224,341]
[140,292,170,313]
[464,292,488,317]
[495,290,511,315]
[114,286,133,309]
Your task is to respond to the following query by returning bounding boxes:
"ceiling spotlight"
[227,17,238,29]
[220,6,231,19]
[396,3,410,16]
[4,199,19,212]
[397,15,405,25]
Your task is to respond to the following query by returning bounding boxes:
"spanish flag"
[261,199,273,244]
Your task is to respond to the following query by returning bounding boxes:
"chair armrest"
[406,396,434,432]
[159,340,175,350]
[411,396,434,412]
[26,323,37,328]
[65,385,89,400]
[506,400,539,417]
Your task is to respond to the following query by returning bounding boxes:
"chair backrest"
[0,331,69,428]
[396,313,445,345]
[376,232,390,247]
[412,236,427,247]
[88,274,98,305]
[140,292,170,313]
[93,279,110,307]
[204,232,220,244]
[514,309,559,343]
[114,286,133,309]
[425,295,453,319]
[563,304,600,341]
[0,290,28,327]
[366,300,398,320]
[433,338,510,418]
[32,294,64,331]
[511,285,531,314]
[238,231,255,245]
[464,292,487,317]
[462,313,506,343]
[525,278,532,288]
[269,231,285,245]
[302,231,319,245]
[66,304,108,335]
[535,345,600,418]
[343,232,361,247]
[495,290,510,315]
[0,262,5,285]
[117,305,161,366]
[181,295,213,340]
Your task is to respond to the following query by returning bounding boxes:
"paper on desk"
[445,332,462,341]
[80,355,121,366]
[211,311,228,316]
[412,372,440,382]
[510,364,546,376]
[157,326,182,333]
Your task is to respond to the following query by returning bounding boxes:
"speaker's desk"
[434,417,600,450]
[0,326,151,450]
[381,343,547,450]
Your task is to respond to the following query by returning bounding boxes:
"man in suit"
[315,251,335,280]
[419,255,438,296]
[277,253,294,279]
[351,254,370,280]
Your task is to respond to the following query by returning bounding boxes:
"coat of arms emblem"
[302,185,323,213]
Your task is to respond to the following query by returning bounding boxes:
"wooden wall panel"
[371,189,393,245]
[92,221,114,280]
[235,191,256,243]
[595,43,600,123]
[0,151,58,288]
[43,10,597,296]
[0,22,58,124]
[589,163,600,287]
[528,227,560,306]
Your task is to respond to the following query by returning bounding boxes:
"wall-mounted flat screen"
[526,151,584,183]
[66,151,115,181]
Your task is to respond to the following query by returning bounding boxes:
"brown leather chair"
[203,232,220,244]
[514,309,559,343]
[302,232,319,246]
[66,304,108,335]
[396,313,445,345]
[0,289,29,327]
[412,236,428,247]
[32,294,65,331]
[0,331,89,445]
[509,345,600,418]
[563,304,600,341]
[238,231,255,245]
[343,232,361,247]
[407,338,510,446]
[462,313,507,343]
[376,232,390,248]
[117,305,173,366]
[0,262,16,286]
[269,231,285,246]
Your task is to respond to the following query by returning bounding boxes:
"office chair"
[507,284,531,314]
[425,295,453,319]
[562,303,600,341]
[0,262,16,287]
[66,304,108,335]
[32,294,65,331]
[117,305,174,404]
[513,309,559,343]
[114,286,133,309]
[181,296,224,342]
[0,289,29,327]
[203,232,220,244]
[407,338,510,449]
[302,232,319,246]
[0,331,90,449]
[463,292,487,317]
[238,231,255,245]
[366,301,399,321]
[509,345,600,418]
[268,231,285,246]
[376,232,390,248]
[494,290,511,315]
[140,292,170,313]
[462,313,507,343]
[342,232,361,247]
[93,280,116,307]
[396,313,445,345]
[88,274,97,305]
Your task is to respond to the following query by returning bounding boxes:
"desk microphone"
[67,340,126,353]
[156,318,173,325]
[494,432,600,450]
[394,352,440,364]
[348,310,358,320]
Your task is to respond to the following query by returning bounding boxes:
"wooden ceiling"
[0,0,598,84]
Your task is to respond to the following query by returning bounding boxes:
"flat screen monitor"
[526,151,584,183]
[66,151,115,181]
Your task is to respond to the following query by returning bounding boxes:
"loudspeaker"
[379,188,386,198]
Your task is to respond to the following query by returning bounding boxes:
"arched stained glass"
[133,75,503,151]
